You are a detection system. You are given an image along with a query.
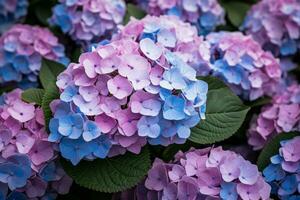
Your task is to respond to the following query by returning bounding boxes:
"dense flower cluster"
[0,89,72,199]
[206,31,282,100]
[241,0,300,57]
[114,15,212,75]
[0,24,69,88]
[49,15,209,165]
[263,136,300,199]
[248,84,300,150]
[115,147,271,200]
[137,0,225,35]
[0,0,28,34]
[49,0,126,46]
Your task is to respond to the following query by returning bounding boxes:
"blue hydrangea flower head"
[0,0,28,34]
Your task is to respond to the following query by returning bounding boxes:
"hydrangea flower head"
[49,0,126,47]
[49,15,209,165]
[115,147,271,200]
[0,89,72,199]
[248,84,300,150]
[206,31,282,100]
[114,15,212,75]
[0,24,69,88]
[0,0,28,34]
[241,0,300,57]
[137,0,225,35]
[263,136,300,199]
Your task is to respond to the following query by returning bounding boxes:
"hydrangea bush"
[136,0,225,35]
[0,24,69,88]
[206,31,282,100]
[0,0,28,34]
[49,0,126,47]
[115,147,271,200]
[242,0,300,57]
[263,136,300,199]
[248,84,300,150]
[49,15,209,166]
[0,0,299,199]
[0,89,72,199]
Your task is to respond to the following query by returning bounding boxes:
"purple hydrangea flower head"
[0,89,72,199]
[206,31,282,100]
[263,136,300,199]
[241,0,300,57]
[49,15,209,165]
[0,24,69,88]
[248,84,300,150]
[0,0,28,34]
[115,147,271,200]
[49,0,126,47]
[137,0,225,35]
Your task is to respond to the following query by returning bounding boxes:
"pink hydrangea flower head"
[137,0,225,35]
[49,15,209,165]
[0,24,69,88]
[206,31,282,100]
[248,84,300,150]
[114,15,212,75]
[0,89,72,199]
[241,0,300,57]
[115,147,271,200]
[49,0,126,47]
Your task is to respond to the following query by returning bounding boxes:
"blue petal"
[59,138,94,165]
[12,55,30,74]
[49,118,62,142]
[263,164,285,182]
[92,136,112,158]
[39,162,57,181]
[220,182,238,200]
[82,121,101,142]
[6,191,27,200]
[167,6,182,17]
[60,85,78,102]
[280,39,297,56]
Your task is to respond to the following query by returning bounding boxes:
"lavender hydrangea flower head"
[49,0,126,47]
[115,147,271,200]
[248,84,300,150]
[137,0,225,35]
[263,136,300,199]
[49,15,209,166]
[0,24,69,88]
[241,0,300,57]
[0,0,28,34]
[0,89,72,199]
[206,31,282,100]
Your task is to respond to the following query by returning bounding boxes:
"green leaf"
[71,47,82,62]
[41,83,59,131]
[34,2,52,25]
[21,88,45,106]
[257,132,299,171]
[0,85,16,96]
[189,77,250,144]
[123,4,146,25]
[39,59,65,89]
[246,96,271,108]
[61,147,151,193]
[222,1,250,27]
